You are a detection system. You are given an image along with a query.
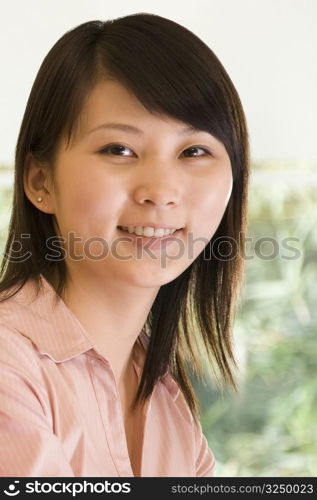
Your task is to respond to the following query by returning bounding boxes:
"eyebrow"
[87,122,201,136]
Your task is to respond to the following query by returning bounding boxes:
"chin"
[119,262,180,288]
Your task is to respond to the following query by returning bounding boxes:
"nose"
[133,163,182,208]
[135,186,179,207]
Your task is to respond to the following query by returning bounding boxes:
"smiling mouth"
[117,226,183,239]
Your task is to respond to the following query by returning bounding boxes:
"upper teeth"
[120,226,178,237]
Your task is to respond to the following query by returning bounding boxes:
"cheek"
[189,169,233,235]
[56,172,121,236]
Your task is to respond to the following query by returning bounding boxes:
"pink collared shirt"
[0,274,215,477]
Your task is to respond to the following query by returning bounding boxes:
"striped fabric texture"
[0,274,215,477]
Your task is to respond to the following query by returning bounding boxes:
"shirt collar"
[1,274,179,399]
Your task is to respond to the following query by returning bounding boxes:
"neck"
[50,266,159,387]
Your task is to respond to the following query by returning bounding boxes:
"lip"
[117,227,183,250]
[117,223,183,230]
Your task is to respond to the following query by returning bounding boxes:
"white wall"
[0,0,316,166]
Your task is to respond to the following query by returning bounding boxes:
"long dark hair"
[0,13,250,425]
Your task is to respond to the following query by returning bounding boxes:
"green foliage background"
[1,162,316,476]
[194,163,317,476]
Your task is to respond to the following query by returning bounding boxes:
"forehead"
[81,80,145,124]
[75,80,195,139]
[60,79,228,158]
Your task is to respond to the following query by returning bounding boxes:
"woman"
[0,13,249,477]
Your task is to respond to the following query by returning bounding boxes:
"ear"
[23,152,56,215]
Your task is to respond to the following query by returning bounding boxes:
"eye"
[98,143,212,158]
[98,143,134,157]
[181,146,211,158]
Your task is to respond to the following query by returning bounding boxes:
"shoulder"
[0,283,40,368]
[157,372,197,440]
[0,278,40,338]
[0,321,37,358]
[157,374,216,476]
[0,286,50,396]
[0,322,46,385]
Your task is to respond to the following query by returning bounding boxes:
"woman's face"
[38,80,233,287]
